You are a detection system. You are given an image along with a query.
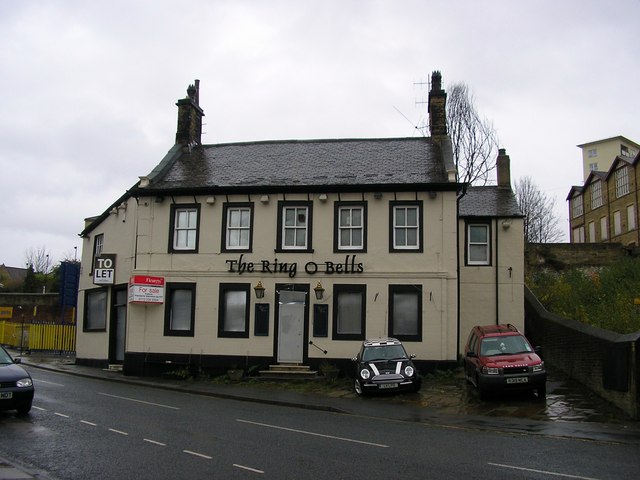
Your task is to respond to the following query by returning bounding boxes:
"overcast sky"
[1,0,639,269]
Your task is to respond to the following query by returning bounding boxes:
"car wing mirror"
[410,354,416,359]
[466,351,477,358]
[351,356,358,362]
[534,346,543,356]
[13,358,21,364]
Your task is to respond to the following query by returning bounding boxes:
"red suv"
[463,324,546,400]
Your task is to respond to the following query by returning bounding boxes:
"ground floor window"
[332,284,366,340]
[388,285,422,341]
[84,288,107,331]
[218,283,250,338]
[164,283,196,336]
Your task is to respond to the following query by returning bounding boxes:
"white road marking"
[98,392,180,410]
[183,450,212,460]
[108,428,129,436]
[144,439,166,447]
[54,412,69,418]
[80,420,97,426]
[488,462,601,480]
[233,464,264,474]
[32,406,45,411]
[236,419,389,448]
[33,378,64,386]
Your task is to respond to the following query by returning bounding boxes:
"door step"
[258,363,319,380]
[105,364,123,372]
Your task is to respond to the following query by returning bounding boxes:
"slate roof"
[141,137,452,193]
[459,186,523,218]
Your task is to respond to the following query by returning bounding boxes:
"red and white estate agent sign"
[128,275,165,304]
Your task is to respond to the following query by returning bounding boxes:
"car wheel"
[536,384,546,400]
[354,379,364,396]
[16,402,32,415]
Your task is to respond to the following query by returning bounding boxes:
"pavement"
[2,348,640,479]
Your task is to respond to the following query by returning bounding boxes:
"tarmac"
[2,349,640,479]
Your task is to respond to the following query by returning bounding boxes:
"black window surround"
[389,201,423,252]
[332,284,366,341]
[83,287,108,332]
[164,283,196,337]
[168,204,201,253]
[221,202,254,253]
[276,201,313,253]
[388,284,422,342]
[465,220,492,266]
[333,201,367,253]
[218,283,251,338]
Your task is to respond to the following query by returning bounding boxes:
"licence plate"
[0,392,12,399]
[379,383,398,389]
[507,377,528,384]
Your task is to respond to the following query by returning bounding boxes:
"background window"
[613,211,622,236]
[218,283,250,338]
[336,204,365,250]
[572,195,583,218]
[600,216,608,240]
[467,224,490,265]
[223,204,253,251]
[590,182,603,210]
[627,205,636,231]
[170,205,200,252]
[164,283,196,336]
[389,285,422,341]
[615,167,630,198]
[84,288,107,331]
[332,284,366,340]
[390,202,423,252]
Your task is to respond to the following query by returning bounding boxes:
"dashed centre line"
[234,464,264,474]
[488,462,601,480]
[81,420,97,426]
[144,439,166,447]
[183,450,212,460]
[108,428,129,436]
[98,392,180,410]
[54,412,70,418]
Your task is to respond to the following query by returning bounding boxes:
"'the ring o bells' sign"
[128,275,165,304]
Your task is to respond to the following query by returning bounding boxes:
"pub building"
[77,72,524,376]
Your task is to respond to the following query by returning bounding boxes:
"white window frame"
[628,204,636,231]
[588,221,596,243]
[337,205,364,250]
[392,203,421,251]
[572,226,585,243]
[172,206,199,251]
[613,210,622,236]
[225,205,252,251]
[600,216,608,240]
[615,167,630,198]
[588,148,598,158]
[282,206,309,249]
[467,223,490,265]
[572,195,583,218]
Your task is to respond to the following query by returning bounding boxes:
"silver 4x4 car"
[352,338,421,395]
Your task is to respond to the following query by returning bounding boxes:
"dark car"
[463,324,546,400]
[0,345,34,414]
[352,338,421,395]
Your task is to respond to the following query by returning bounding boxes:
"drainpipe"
[495,218,500,325]
[456,185,468,360]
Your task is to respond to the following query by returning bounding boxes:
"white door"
[277,290,306,363]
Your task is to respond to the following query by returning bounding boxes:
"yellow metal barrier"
[0,321,76,354]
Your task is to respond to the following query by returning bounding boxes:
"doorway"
[276,284,309,364]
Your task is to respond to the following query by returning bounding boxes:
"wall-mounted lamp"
[254,281,265,299]
[502,219,512,230]
[314,281,325,300]
[260,195,270,204]
[206,196,216,205]
[318,193,328,202]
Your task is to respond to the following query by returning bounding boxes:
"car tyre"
[536,384,546,400]
[354,379,365,396]
[16,402,32,415]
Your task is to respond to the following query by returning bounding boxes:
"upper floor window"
[588,162,598,172]
[621,145,637,158]
[571,195,583,218]
[390,201,423,252]
[388,285,422,342]
[91,233,104,274]
[332,284,366,341]
[587,148,597,158]
[164,283,196,336]
[335,202,366,252]
[223,203,253,252]
[170,204,200,252]
[218,283,250,338]
[466,223,490,265]
[277,201,312,252]
[590,182,603,210]
[615,167,630,198]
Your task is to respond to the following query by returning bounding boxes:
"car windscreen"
[0,347,14,364]
[480,335,532,356]
[362,345,407,361]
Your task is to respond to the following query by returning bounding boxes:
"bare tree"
[446,82,500,186]
[25,246,53,274]
[514,176,563,243]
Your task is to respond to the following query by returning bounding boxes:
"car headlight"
[404,365,415,377]
[532,362,545,372]
[482,367,499,375]
[360,368,370,380]
[16,378,33,388]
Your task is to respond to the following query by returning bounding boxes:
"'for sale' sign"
[94,254,116,285]
[128,275,165,304]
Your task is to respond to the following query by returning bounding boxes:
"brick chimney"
[428,71,447,137]
[175,79,204,146]
[497,148,511,188]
